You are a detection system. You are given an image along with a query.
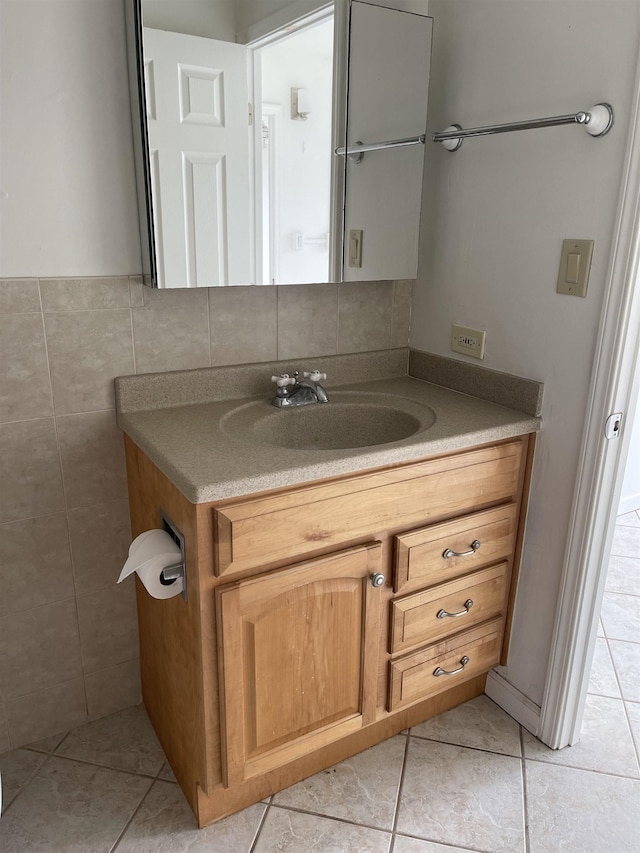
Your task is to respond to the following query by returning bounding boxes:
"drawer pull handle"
[443,539,481,559]
[434,655,470,677]
[436,598,474,619]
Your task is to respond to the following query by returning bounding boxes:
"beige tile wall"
[0,275,412,749]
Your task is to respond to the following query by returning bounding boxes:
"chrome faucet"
[271,370,330,408]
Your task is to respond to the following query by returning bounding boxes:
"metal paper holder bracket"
[160,510,187,602]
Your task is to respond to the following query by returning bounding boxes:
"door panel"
[143,28,251,286]
[216,542,383,785]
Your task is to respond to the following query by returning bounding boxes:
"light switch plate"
[557,239,594,297]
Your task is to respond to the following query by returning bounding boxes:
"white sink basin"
[220,392,437,451]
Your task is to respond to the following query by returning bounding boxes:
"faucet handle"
[271,374,296,388]
[303,370,327,381]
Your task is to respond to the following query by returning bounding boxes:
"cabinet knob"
[370,573,385,588]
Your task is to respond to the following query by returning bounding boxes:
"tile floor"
[1,512,638,853]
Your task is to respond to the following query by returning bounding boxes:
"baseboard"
[485,670,541,737]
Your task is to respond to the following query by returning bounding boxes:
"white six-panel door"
[143,28,252,286]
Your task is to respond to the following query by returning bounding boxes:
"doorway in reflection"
[254,15,334,285]
[140,1,335,287]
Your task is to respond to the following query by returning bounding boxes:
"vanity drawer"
[389,562,509,654]
[394,503,518,593]
[388,618,504,711]
[214,440,525,576]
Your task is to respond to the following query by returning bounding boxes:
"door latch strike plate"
[604,412,623,440]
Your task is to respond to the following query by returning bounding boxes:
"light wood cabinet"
[217,543,383,785]
[123,433,534,828]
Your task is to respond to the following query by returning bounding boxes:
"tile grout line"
[409,731,522,759]
[21,748,166,782]
[524,752,640,781]
[129,281,138,376]
[622,697,640,772]
[605,620,640,772]
[0,751,55,816]
[389,729,411,844]
[264,801,393,838]
[206,287,213,368]
[520,726,531,853]
[108,775,156,853]
[35,280,90,734]
[248,797,272,853]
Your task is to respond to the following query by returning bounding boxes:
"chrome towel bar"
[432,103,614,151]
[335,134,426,162]
[335,104,613,161]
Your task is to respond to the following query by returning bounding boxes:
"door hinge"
[604,412,623,439]
[248,102,253,126]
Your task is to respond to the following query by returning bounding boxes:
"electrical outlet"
[451,324,486,359]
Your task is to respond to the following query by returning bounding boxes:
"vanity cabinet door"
[216,542,383,786]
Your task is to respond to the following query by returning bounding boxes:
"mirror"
[125,0,432,287]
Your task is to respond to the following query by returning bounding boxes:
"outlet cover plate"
[451,324,486,359]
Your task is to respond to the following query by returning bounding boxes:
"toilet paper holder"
[159,562,184,585]
[160,510,187,602]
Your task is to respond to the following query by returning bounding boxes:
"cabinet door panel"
[217,542,383,785]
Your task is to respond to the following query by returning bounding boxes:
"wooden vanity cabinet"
[124,433,534,828]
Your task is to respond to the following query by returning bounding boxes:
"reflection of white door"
[143,28,252,286]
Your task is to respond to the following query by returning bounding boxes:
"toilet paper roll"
[118,529,184,600]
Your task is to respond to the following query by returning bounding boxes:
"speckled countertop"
[116,374,541,504]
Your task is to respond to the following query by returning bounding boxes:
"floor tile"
[55,705,165,776]
[605,555,640,596]
[625,701,640,755]
[523,694,638,777]
[410,695,522,757]
[597,618,605,637]
[616,511,640,528]
[0,756,151,852]
[609,525,640,559]
[116,780,266,852]
[526,761,640,852]
[0,748,47,809]
[599,591,640,641]
[157,761,177,782]
[254,806,391,852]
[273,734,406,830]
[609,639,640,702]
[587,637,621,698]
[396,738,524,853]
[25,730,68,754]
[393,837,475,853]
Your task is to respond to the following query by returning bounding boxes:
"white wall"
[413,0,640,706]
[141,0,237,41]
[236,0,429,40]
[0,0,141,277]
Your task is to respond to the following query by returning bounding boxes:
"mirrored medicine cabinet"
[125,0,433,288]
